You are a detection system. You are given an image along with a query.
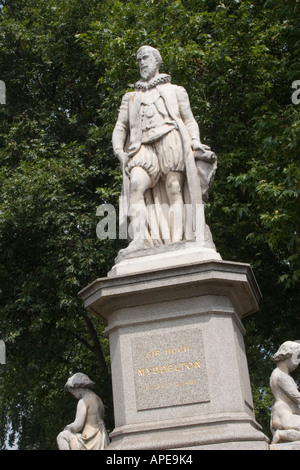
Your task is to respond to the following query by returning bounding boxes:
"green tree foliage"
[0,0,299,448]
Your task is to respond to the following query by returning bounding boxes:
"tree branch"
[82,311,110,377]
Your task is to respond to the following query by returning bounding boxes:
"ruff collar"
[135,73,171,91]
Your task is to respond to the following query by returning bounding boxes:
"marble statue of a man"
[56,373,109,450]
[270,341,300,448]
[113,45,217,255]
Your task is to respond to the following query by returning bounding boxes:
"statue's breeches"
[127,129,185,187]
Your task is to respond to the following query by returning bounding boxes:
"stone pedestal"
[79,260,269,450]
[270,442,300,450]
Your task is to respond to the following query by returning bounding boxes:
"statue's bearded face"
[137,49,158,81]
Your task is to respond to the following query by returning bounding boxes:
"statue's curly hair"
[64,372,95,390]
[136,45,162,69]
[272,341,300,362]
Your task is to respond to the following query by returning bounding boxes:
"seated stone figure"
[57,373,109,450]
[270,341,300,446]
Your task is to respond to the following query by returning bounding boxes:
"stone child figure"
[270,341,300,445]
[113,45,217,254]
[56,373,109,450]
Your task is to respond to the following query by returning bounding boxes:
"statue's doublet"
[120,76,199,159]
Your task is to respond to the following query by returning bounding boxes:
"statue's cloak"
[117,82,217,246]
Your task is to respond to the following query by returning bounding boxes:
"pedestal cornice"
[79,259,262,322]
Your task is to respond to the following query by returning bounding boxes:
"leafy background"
[0,0,299,449]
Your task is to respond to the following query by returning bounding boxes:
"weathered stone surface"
[132,328,209,410]
[79,260,269,450]
[112,45,217,258]
[108,241,221,277]
[269,341,300,449]
[270,441,300,450]
[56,373,109,450]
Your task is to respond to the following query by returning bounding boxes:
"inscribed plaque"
[132,329,210,410]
